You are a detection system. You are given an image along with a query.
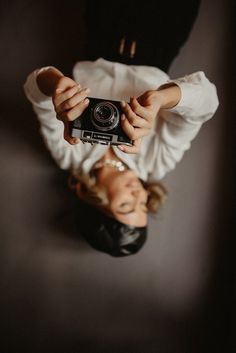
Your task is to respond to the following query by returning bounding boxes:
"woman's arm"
[145,71,219,181]
[36,67,90,144]
[24,67,89,170]
[117,83,181,153]
[118,71,218,156]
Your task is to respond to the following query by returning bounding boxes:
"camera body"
[70,97,133,146]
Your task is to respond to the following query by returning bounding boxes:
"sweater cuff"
[164,71,206,115]
[23,66,55,107]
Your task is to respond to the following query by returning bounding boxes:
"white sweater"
[24,58,219,182]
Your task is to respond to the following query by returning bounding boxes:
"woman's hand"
[118,84,181,154]
[52,76,90,145]
[118,92,162,154]
[37,67,90,145]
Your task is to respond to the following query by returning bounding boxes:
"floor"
[0,1,234,352]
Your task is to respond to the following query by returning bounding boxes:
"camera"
[70,97,133,146]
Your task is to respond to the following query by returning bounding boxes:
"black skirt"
[85,0,201,71]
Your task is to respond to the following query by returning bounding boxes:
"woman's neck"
[94,147,124,184]
[101,146,120,162]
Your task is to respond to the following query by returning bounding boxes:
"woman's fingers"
[56,87,90,114]
[54,84,80,107]
[63,120,80,145]
[129,97,153,123]
[59,98,90,122]
[118,139,141,154]
[121,98,152,121]
[53,75,82,104]
[121,100,148,128]
[120,114,150,140]
[50,76,89,145]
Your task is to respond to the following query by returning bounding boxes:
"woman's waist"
[73,57,169,101]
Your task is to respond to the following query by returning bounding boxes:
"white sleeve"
[147,71,219,181]
[23,68,83,170]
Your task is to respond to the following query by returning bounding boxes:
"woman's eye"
[119,202,131,209]
[118,202,134,212]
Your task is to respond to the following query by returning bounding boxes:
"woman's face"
[99,170,148,227]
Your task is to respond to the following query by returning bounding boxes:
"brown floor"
[0,1,234,353]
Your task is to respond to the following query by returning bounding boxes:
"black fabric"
[85,0,201,71]
[76,200,147,257]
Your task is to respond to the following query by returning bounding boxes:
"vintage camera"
[70,97,133,146]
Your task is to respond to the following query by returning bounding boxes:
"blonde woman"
[24,59,218,257]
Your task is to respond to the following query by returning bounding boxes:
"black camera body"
[70,97,133,146]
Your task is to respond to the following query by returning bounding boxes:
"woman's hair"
[68,170,167,257]
[75,199,147,257]
[68,171,168,213]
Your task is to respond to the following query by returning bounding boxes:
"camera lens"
[96,105,112,120]
[92,101,119,131]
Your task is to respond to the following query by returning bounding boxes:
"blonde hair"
[69,170,168,214]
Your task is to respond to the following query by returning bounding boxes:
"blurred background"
[0,0,234,352]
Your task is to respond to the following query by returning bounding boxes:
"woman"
[23,1,219,257]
